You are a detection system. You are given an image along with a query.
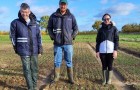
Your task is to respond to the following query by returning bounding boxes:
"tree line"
[0,17,140,35]
[121,24,140,33]
[92,20,140,33]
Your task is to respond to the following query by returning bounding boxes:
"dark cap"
[59,0,68,4]
[20,3,30,9]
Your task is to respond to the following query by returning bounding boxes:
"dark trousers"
[20,56,38,90]
[100,53,114,71]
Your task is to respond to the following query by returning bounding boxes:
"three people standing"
[9,0,119,89]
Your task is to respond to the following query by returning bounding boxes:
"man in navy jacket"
[47,0,78,84]
[10,3,43,90]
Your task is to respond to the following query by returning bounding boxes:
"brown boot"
[53,67,60,82]
[67,67,75,84]
[50,67,60,87]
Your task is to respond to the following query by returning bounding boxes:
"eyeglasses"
[103,18,110,21]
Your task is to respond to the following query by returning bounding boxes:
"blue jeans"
[54,45,73,68]
[20,56,38,90]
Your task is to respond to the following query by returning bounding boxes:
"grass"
[115,51,140,82]
[0,34,97,43]
[119,42,140,53]
[75,34,96,42]
[0,35,10,43]
[119,33,140,42]
[0,35,53,43]
[1,33,140,43]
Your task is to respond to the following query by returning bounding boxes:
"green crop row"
[114,51,140,82]
[119,42,140,54]
[1,34,140,43]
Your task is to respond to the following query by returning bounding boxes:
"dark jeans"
[100,53,114,71]
[20,56,38,90]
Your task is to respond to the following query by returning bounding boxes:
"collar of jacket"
[101,22,114,30]
[54,8,71,17]
[18,11,37,26]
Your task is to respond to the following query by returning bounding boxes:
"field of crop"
[119,42,140,58]
[115,51,140,82]
[119,33,140,42]
[0,42,117,90]
[0,34,140,90]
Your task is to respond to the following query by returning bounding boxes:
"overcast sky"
[0,0,140,31]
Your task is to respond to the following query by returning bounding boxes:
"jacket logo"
[67,18,72,21]
[53,29,61,33]
[32,25,36,27]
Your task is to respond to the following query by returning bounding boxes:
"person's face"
[103,15,111,25]
[59,2,67,13]
[20,8,30,21]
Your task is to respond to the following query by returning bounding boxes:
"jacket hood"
[18,11,37,24]
[54,8,71,16]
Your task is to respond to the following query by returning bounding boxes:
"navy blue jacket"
[10,11,43,56]
[47,9,78,45]
[96,22,119,53]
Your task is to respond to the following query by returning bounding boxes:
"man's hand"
[13,46,17,54]
[113,51,117,59]
[38,54,42,57]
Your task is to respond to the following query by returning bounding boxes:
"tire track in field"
[87,42,131,90]
[119,47,140,58]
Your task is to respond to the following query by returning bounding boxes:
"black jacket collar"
[101,22,113,30]
[54,8,71,17]
[18,11,37,25]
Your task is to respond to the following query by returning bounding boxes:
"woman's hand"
[96,52,100,58]
[113,51,117,59]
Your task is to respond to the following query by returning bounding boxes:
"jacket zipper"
[106,39,107,53]
[61,16,64,45]
[106,30,108,53]
[27,26,33,55]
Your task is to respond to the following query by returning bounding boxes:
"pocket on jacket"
[54,34,62,44]
[16,42,26,52]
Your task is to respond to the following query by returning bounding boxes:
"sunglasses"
[103,18,110,21]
